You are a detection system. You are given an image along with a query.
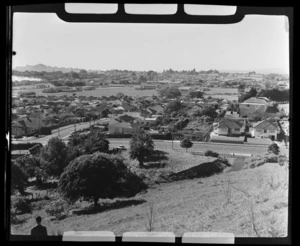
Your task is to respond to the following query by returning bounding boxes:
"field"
[12,85,237,98]
[12,85,158,98]
[11,156,289,237]
[205,88,238,100]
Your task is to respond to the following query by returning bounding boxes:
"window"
[234,128,240,131]
[264,129,267,133]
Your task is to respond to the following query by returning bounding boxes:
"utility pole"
[38,115,41,137]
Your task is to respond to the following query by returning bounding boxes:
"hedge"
[106,133,172,140]
[11,142,42,151]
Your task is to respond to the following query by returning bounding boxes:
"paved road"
[108,139,269,155]
[12,121,95,145]
[12,131,288,156]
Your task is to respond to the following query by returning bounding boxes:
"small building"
[179,86,191,93]
[147,105,164,115]
[108,120,133,134]
[216,118,247,136]
[90,124,107,134]
[144,117,158,126]
[250,119,279,140]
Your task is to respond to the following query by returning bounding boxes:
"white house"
[250,120,279,140]
[108,120,133,134]
[216,118,246,136]
[239,97,270,117]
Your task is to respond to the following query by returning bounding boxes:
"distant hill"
[13,64,82,73]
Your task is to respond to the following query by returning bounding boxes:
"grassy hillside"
[11,159,289,237]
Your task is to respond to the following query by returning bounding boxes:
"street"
[11,122,288,156]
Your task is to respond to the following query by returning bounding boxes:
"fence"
[154,147,252,157]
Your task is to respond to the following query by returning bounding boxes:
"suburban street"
[11,120,288,156]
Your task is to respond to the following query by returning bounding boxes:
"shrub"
[204,150,219,157]
[45,199,69,220]
[180,138,193,152]
[264,154,278,163]
[268,143,280,155]
[12,197,31,214]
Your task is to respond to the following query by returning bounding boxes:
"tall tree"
[129,130,154,167]
[39,137,69,178]
[11,161,28,194]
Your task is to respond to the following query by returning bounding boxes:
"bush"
[12,197,31,214]
[45,199,69,220]
[11,142,41,151]
[268,143,280,155]
[264,153,278,163]
[204,150,219,157]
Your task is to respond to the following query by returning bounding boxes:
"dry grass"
[11,160,289,238]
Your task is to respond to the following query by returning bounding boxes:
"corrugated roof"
[253,120,278,130]
[218,118,244,129]
[242,97,269,104]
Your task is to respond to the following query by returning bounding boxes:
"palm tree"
[129,129,154,167]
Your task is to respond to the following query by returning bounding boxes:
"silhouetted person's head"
[35,216,42,225]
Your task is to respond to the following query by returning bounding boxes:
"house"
[215,118,247,136]
[239,97,270,117]
[179,86,191,93]
[112,106,125,114]
[250,119,279,140]
[108,119,133,134]
[12,96,20,106]
[147,105,164,115]
[144,117,158,126]
[12,117,46,137]
[90,124,107,134]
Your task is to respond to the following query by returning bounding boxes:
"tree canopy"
[180,138,193,152]
[238,87,257,102]
[164,100,182,114]
[189,90,204,98]
[39,137,69,178]
[11,161,28,194]
[129,130,154,167]
[58,153,147,207]
[159,87,181,99]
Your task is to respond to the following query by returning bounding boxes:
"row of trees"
[239,87,290,103]
[12,130,158,207]
[12,129,198,208]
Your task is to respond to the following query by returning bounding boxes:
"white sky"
[12,12,289,74]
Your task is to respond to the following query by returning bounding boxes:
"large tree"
[39,137,69,178]
[129,130,154,167]
[159,87,181,99]
[11,161,28,194]
[58,153,147,207]
[164,100,182,114]
[238,87,257,103]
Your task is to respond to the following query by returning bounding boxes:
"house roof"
[218,118,244,129]
[253,120,278,130]
[109,119,132,128]
[242,97,269,105]
[148,105,164,114]
[265,106,279,113]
